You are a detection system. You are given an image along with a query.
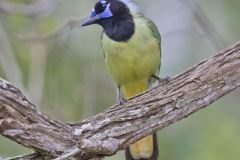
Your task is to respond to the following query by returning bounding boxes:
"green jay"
[82,0,161,159]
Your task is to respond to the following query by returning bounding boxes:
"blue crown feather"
[99,3,113,18]
[90,2,113,18]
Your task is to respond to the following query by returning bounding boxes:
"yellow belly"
[101,19,160,88]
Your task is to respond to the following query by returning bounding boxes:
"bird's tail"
[125,133,158,160]
[122,79,159,160]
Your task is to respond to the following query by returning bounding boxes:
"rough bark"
[0,41,240,160]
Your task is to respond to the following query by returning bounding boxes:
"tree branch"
[0,0,56,17]
[0,41,240,159]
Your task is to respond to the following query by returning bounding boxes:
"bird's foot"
[117,98,127,105]
[152,75,171,84]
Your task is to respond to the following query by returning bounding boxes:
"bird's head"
[82,0,138,41]
[81,0,133,27]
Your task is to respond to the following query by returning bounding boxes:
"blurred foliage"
[0,0,240,159]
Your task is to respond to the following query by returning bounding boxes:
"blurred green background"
[0,0,240,159]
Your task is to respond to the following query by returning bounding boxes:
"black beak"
[81,15,101,27]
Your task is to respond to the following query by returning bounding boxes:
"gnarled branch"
[0,41,240,160]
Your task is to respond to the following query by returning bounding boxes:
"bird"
[82,0,161,160]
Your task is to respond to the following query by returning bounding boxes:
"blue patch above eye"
[99,4,113,18]
[90,9,97,17]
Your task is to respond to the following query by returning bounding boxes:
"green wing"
[145,18,161,49]
[145,18,161,74]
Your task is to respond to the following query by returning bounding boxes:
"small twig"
[0,22,30,98]
[16,18,84,43]
[184,0,226,50]
[27,43,47,106]
[4,153,40,160]
[0,0,56,17]
[52,148,82,160]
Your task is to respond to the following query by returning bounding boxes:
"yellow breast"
[101,17,161,87]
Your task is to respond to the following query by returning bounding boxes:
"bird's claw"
[158,76,171,84]
[152,75,171,84]
[117,98,127,105]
